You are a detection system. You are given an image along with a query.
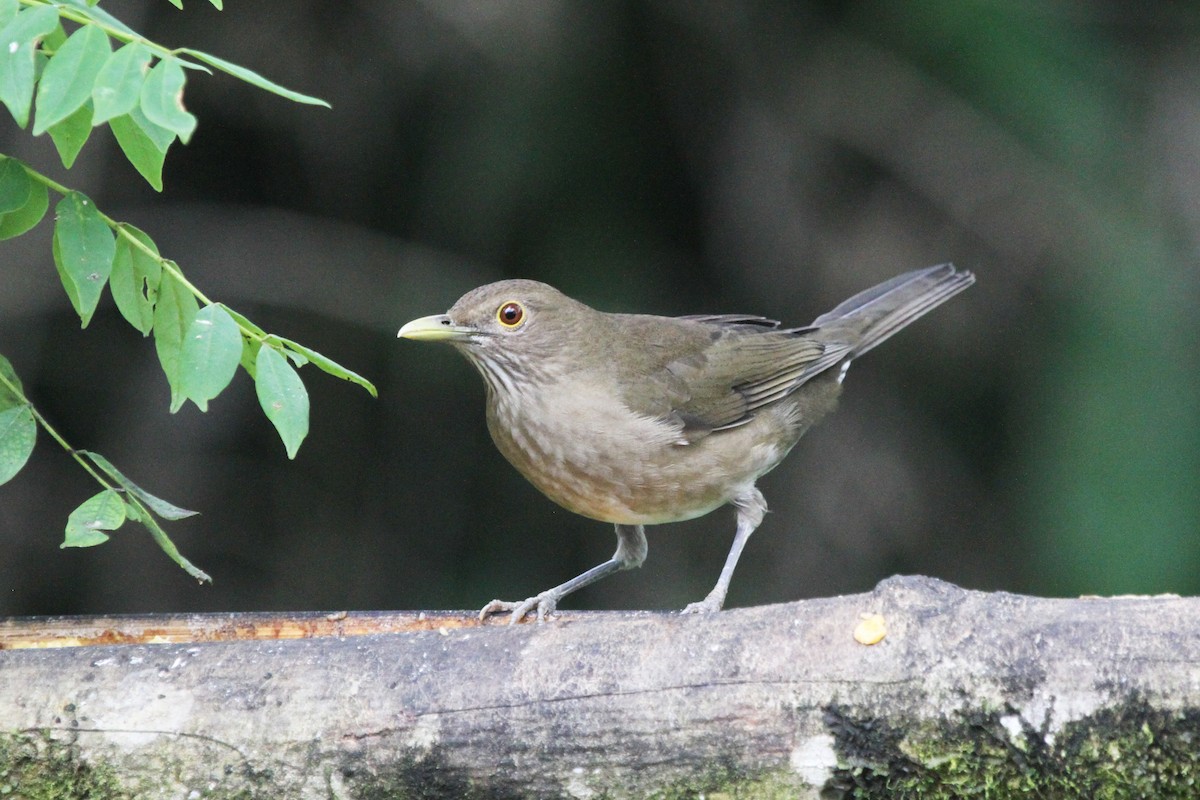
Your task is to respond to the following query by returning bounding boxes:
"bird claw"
[479,592,560,624]
[681,596,724,615]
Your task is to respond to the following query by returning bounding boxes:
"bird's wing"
[676,313,782,328]
[667,328,850,432]
[616,316,849,436]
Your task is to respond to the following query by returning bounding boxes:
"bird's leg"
[682,487,767,615]
[480,524,648,624]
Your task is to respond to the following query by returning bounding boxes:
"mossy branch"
[1,577,1197,798]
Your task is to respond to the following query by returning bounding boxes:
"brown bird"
[399,264,974,623]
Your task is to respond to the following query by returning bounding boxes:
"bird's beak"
[397,314,474,342]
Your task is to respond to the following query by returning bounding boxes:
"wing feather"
[616,314,846,437]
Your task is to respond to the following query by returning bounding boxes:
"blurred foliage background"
[2,1,1198,616]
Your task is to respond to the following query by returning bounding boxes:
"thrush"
[399,263,974,623]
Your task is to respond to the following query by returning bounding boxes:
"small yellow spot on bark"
[853,612,887,645]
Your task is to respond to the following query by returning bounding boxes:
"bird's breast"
[482,379,800,525]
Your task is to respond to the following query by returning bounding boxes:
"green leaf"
[216,304,267,377]
[53,191,116,327]
[109,109,173,190]
[0,176,48,240]
[130,103,175,151]
[123,500,144,523]
[140,56,196,143]
[0,404,35,486]
[217,303,267,338]
[0,155,31,214]
[42,21,66,53]
[50,225,74,305]
[0,0,17,30]
[214,307,261,376]
[92,41,152,125]
[56,0,137,38]
[281,347,307,368]
[80,450,198,520]
[239,336,261,378]
[109,223,161,335]
[166,0,183,9]
[0,355,35,485]
[178,48,330,108]
[153,265,199,412]
[63,489,126,548]
[208,0,224,9]
[0,353,23,409]
[256,345,309,459]
[47,99,94,168]
[129,498,211,582]
[33,23,109,135]
[275,336,378,398]
[2,6,58,46]
[0,5,59,127]
[179,304,242,411]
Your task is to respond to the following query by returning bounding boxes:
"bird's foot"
[681,595,725,615]
[479,592,560,624]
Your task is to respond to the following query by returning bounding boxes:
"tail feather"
[812,263,974,358]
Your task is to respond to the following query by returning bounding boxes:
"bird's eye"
[496,301,525,328]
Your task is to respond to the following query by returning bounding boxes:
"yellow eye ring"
[496,301,525,328]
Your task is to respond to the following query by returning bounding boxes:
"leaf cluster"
[1,0,326,188]
[0,1,372,580]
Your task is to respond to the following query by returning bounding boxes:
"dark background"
[2,2,1198,616]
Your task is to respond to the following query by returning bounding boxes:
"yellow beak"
[397,314,475,342]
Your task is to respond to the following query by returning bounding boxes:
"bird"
[398,264,974,623]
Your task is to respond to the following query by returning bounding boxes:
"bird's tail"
[811,263,975,358]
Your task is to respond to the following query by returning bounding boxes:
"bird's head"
[398,279,598,388]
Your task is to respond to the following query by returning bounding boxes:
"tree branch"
[1,576,1197,798]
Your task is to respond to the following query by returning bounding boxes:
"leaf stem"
[19,160,224,314]
[130,498,213,583]
[18,0,208,70]
[0,363,212,582]
[0,366,116,493]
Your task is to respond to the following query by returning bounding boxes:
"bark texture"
[1,576,1198,799]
